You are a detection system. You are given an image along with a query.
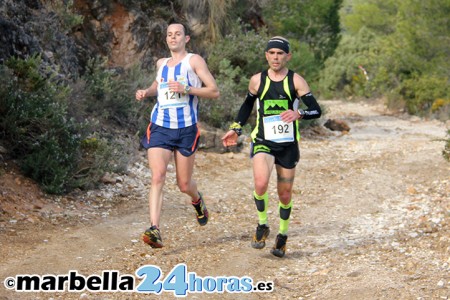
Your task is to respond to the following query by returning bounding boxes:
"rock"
[198,122,244,153]
[100,173,117,184]
[324,119,351,132]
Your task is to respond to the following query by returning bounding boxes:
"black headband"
[265,38,290,53]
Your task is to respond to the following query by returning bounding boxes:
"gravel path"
[1,99,449,299]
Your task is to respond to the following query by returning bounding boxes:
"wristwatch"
[298,109,305,118]
[184,85,191,94]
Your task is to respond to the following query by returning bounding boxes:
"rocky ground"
[0,99,449,300]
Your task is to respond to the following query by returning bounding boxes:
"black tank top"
[252,70,300,143]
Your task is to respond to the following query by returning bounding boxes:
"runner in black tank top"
[222,36,321,257]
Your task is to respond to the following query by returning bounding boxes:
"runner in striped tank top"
[135,20,219,248]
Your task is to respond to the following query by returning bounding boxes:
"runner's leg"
[174,151,198,199]
[275,165,295,235]
[148,147,172,227]
[252,153,274,223]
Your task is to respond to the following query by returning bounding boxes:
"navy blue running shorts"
[141,123,200,157]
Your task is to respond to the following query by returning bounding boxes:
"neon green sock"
[253,191,268,225]
[279,200,292,235]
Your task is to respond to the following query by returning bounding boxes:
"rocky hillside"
[0,0,215,78]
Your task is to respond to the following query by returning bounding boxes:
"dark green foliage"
[21,129,79,194]
[0,55,144,194]
[342,0,398,35]
[263,0,343,62]
[200,58,250,128]
[72,136,115,190]
[0,55,81,193]
[321,0,450,117]
[79,57,148,127]
[207,22,268,79]
[44,0,84,33]
[318,28,378,98]
[400,75,450,116]
[201,22,267,128]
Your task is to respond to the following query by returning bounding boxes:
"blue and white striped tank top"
[151,53,201,129]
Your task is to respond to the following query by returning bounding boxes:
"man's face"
[265,48,291,72]
[166,24,189,51]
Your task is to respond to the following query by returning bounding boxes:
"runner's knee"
[278,190,292,204]
[254,179,269,195]
[177,180,192,194]
[151,173,166,186]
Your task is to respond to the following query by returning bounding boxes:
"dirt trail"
[0,99,449,300]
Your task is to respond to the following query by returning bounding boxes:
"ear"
[185,35,191,43]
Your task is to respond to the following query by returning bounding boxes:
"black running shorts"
[250,140,299,169]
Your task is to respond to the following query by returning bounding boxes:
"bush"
[0,55,137,194]
[399,74,450,117]
[201,23,267,128]
[79,57,151,128]
[44,0,84,33]
[318,28,378,99]
[200,59,249,128]
[207,22,268,79]
[443,130,450,162]
[0,55,81,193]
[72,136,117,190]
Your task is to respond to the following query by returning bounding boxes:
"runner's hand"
[167,80,183,93]
[136,89,147,101]
[222,130,238,147]
[280,109,300,123]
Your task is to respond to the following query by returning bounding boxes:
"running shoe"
[270,234,288,257]
[251,224,270,249]
[192,192,209,226]
[142,225,163,248]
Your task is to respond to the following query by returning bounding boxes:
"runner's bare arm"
[190,54,220,99]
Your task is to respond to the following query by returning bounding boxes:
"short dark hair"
[167,19,190,36]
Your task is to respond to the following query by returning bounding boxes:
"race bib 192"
[263,115,294,143]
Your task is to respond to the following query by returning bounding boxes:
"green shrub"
[444,130,450,162]
[318,28,378,99]
[21,128,80,194]
[0,55,81,193]
[207,22,268,79]
[75,59,154,156]
[0,55,136,194]
[399,74,450,116]
[44,0,84,33]
[73,136,114,190]
[81,57,149,127]
[200,58,249,128]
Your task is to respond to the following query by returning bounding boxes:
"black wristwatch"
[298,109,305,118]
[184,85,191,94]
